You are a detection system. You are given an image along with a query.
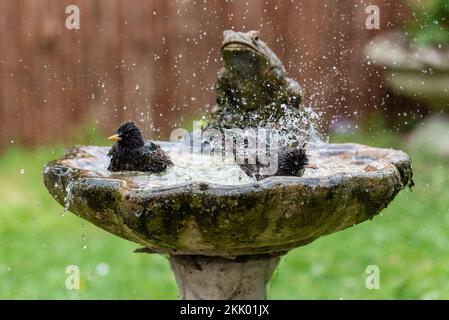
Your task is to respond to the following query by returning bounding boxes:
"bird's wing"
[140,145,173,172]
[144,141,159,151]
[107,144,117,157]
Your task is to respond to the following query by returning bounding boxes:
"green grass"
[0,130,448,299]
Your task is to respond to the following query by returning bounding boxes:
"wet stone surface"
[43,141,413,257]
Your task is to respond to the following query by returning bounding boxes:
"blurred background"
[1,0,448,299]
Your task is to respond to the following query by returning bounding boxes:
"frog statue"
[209,29,305,130]
[204,30,310,180]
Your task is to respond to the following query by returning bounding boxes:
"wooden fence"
[0,0,410,149]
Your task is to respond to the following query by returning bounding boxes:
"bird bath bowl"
[43,141,413,299]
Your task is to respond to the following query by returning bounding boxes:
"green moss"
[272,185,345,240]
[193,192,269,246]
[135,191,269,250]
[75,180,123,214]
[142,195,191,246]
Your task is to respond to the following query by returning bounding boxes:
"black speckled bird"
[277,147,309,176]
[240,146,310,180]
[107,121,173,172]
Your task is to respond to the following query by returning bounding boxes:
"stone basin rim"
[47,142,412,194]
[46,166,404,194]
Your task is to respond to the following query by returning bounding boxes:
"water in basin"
[61,141,387,191]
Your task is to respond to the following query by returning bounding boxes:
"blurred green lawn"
[0,129,448,299]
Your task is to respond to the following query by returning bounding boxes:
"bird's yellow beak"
[107,134,122,142]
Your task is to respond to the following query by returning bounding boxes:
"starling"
[107,121,173,173]
[239,147,310,180]
[277,148,309,176]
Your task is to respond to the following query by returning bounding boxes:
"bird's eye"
[253,35,259,41]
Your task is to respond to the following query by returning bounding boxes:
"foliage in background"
[406,0,449,47]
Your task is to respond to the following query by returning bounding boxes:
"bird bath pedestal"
[168,254,279,299]
[43,142,412,300]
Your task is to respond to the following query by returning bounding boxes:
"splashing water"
[130,149,255,189]
[272,103,324,148]
[63,145,255,189]
[62,180,75,216]
[59,140,389,192]
[81,223,87,250]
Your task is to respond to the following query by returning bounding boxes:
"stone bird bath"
[43,141,412,299]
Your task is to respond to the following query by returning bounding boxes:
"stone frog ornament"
[209,30,304,129]
[205,30,310,180]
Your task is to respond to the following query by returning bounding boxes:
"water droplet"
[95,263,110,277]
[135,211,143,217]
[63,181,74,213]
